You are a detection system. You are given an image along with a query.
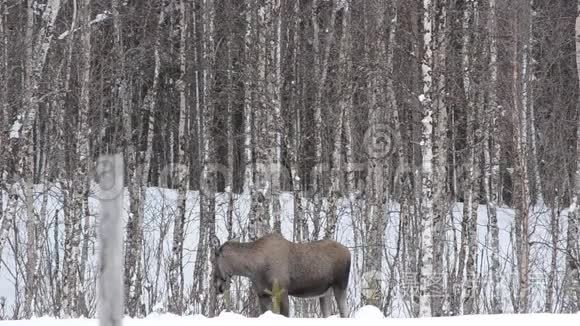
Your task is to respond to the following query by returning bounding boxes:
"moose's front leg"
[258,294,271,315]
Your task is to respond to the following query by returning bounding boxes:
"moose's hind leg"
[333,286,348,318]
[280,293,290,317]
[319,294,331,318]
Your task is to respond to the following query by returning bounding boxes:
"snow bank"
[1,307,579,326]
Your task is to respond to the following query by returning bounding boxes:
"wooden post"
[97,153,124,326]
[264,279,283,314]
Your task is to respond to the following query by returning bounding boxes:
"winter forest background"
[1,0,580,321]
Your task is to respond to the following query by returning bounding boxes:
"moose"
[210,232,351,318]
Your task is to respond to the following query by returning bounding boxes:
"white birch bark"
[310,0,338,240]
[248,2,271,241]
[242,0,254,196]
[460,1,479,315]
[169,0,189,315]
[362,1,389,308]
[566,0,580,312]
[311,0,323,202]
[289,0,303,242]
[485,0,502,314]
[226,32,235,240]
[268,0,282,233]
[17,7,33,306]
[202,0,216,314]
[431,1,449,316]
[0,0,6,161]
[73,0,92,316]
[523,0,540,207]
[192,0,216,314]
[325,2,351,240]
[545,197,559,312]
[419,0,435,317]
[512,12,530,311]
[123,1,163,316]
[111,0,141,316]
[19,0,62,318]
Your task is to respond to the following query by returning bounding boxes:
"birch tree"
[419,0,435,317]
[566,0,580,312]
[485,0,503,314]
[511,2,531,311]
[73,0,92,316]
[431,0,449,315]
[191,0,216,315]
[169,0,189,314]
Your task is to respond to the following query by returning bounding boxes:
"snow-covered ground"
[0,306,579,326]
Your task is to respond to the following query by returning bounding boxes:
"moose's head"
[210,235,231,295]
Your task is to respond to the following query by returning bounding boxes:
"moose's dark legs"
[258,293,290,317]
[258,294,271,315]
[280,293,290,317]
[333,286,348,317]
[319,294,331,317]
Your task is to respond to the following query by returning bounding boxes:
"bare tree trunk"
[248,0,271,242]
[523,0,542,206]
[225,33,234,241]
[419,0,435,317]
[73,0,92,316]
[566,0,580,312]
[545,194,560,312]
[289,0,303,243]
[271,0,282,234]
[16,0,63,318]
[242,0,254,196]
[0,0,6,269]
[431,0,449,316]
[325,2,351,240]
[169,0,189,315]
[460,1,480,315]
[112,0,143,315]
[310,0,338,241]
[485,0,502,314]
[512,12,531,312]
[21,1,36,317]
[0,0,6,165]
[191,0,216,315]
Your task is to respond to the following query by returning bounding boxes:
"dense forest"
[1,0,580,320]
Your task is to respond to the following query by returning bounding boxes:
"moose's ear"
[210,235,221,254]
